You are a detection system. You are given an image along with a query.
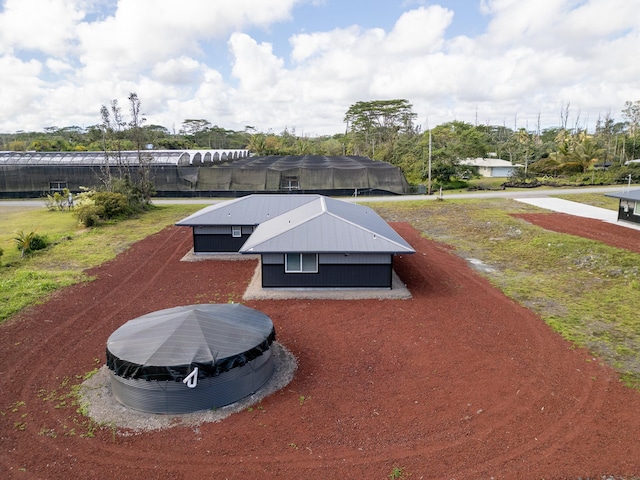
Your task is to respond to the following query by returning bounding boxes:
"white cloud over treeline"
[0,0,639,134]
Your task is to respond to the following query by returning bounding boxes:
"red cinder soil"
[1,221,640,479]
[513,212,640,254]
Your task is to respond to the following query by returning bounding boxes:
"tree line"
[2,97,639,188]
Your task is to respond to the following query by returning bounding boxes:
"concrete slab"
[242,262,412,301]
[180,249,412,300]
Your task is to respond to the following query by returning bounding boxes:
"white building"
[460,158,523,178]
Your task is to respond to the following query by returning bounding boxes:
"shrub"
[612,165,640,184]
[74,203,102,227]
[112,177,153,213]
[92,192,130,220]
[42,188,74,211]
[13,230,49,257]
[508,168,540,185]
[42,194,58,211]
[435,179,469,190]
[28,233,49,252]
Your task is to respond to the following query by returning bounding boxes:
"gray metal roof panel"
[605,189,640,202]
[107,304,273,366]
[239,197,414,254]
[175,194,321,226]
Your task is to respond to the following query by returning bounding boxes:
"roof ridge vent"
[319,196,327,212]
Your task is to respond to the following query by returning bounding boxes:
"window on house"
[285,253,318,273]
[232,226,242,237]
[634,202,640,216]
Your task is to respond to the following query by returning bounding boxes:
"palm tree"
[247,134,267,155]
[14,230,35,258]
[567,138,604,173]
[548,133,603,174]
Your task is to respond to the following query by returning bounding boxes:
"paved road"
[350,185,629,203]
[0,185,631,208]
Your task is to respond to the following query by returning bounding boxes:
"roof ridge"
[323,203,413,251]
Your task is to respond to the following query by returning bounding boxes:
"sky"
[0,0,639,136]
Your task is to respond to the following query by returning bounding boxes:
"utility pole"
[428,128,432,195]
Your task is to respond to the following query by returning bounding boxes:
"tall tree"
[622,100,640,135]
[247,134,267,155]
[98,100,121,190]
[622,100,640,161]
[181,119,212,136]
[128,93,154,203]
[344,99,417,158]
[427,121,489,183]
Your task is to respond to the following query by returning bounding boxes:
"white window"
[232,226,241,238]
[634,202,640,216]
[49,181,67,192]
[280,176,299,190]
[285,253,318,273]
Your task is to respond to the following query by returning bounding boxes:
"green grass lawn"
[553,192,620,210]
[0,203,200,321]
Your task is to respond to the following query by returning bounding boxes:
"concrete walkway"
[514,197,640,231]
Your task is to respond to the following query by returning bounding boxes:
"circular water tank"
[106,304,275,414]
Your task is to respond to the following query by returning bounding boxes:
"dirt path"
[1,220,640,479]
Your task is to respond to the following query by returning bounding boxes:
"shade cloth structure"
[0,152,409,198]
[197,155,410,194]
[106,304,276,414]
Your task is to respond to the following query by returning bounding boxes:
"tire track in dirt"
[205,225,578,478]
[385,224,578,473]
[390,223,622,477]
[3,222,640,479]
[449,357,610,477]
[1,227,192,463]
[6,228,261,477]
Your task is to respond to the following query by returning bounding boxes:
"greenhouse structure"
[0,151,409,198]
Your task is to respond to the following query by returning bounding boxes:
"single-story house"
[459,158,522,178]
[177,194,415,289]
[605,188,640,225]
[238,196,414,289]
[176,194,320,253]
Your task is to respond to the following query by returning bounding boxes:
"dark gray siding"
[261,253,394,288]
[110,349,274,414]
[617,200,640,225]
[193,225,254,253]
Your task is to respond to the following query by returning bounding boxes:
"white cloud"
[0,0,84,56]
[481,0,640,50]
[45,58,74,75]
[152,57,204,86]
[75,0,301,72]
[0,0,639,135]
[385,5,452,55]
[0,55,43,120]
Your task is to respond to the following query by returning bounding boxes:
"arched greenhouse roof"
[0,149,249,166]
